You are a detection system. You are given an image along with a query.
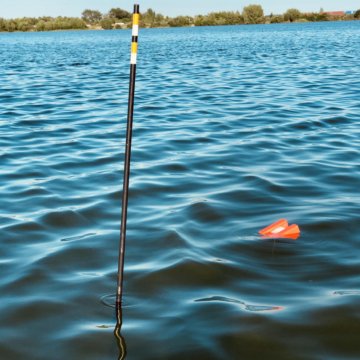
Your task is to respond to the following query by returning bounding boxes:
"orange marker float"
[259,219,300,240]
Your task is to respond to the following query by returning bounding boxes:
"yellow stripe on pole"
[130,6,139,64]
[133,14,140,26]
[131,42,138,54]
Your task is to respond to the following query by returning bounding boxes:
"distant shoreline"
[1,20,360,35]
[0,6,359,33]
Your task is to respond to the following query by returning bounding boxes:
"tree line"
[1,5,360,32]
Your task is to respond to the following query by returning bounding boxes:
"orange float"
[259,219,300,240]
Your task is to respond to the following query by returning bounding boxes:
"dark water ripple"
[1,22,360,359]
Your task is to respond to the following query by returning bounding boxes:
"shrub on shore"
[81,10,102,24]
[195,12,244,26]
[242,4,265,24]
[0,16,86,32]
[100,18,114,30]
[168,16,193,27]
[284,9,302,22]
[269,14,285,24]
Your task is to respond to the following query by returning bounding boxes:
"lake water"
[0,21,360,359]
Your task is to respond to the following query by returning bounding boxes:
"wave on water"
[0,21,360,359]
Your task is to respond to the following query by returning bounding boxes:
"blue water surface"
[0,21,360,359]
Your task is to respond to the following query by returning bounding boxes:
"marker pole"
[116,4,140,310]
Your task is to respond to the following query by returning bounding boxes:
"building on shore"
[324,11,345,16]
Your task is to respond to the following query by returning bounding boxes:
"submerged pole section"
[116,4,140,310]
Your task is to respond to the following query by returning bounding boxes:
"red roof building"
[324,11,345,16]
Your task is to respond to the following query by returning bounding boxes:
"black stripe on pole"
[116,4,139,311]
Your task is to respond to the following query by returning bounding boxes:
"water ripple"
[1,21,360,360]
[195,295,284,312]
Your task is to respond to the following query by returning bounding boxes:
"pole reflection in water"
[114,307,127,360]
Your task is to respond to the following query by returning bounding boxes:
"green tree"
[5,20,17,32]
[194,12,244,26]
[270,15,284,23]
[36,20,46,31]
[64,17,87,29]
[35,17,87,31]
[355,9,360,18]
[100,18,114,30]
[303,12,328,22]
[108,8,131,20]
[142,8,156,27]
[82,9,102,24]
[317,12,329,21]
[284,9,302,22]
[26,17,39,26]
[194,15,207,26]
[242,4,265,24]
[0,18,7,31]
[154,13,167,27]
[211,11,244,25]
[168,16,193,27]
[17,19,32,31]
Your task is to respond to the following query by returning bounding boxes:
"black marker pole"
[116,4,140,312]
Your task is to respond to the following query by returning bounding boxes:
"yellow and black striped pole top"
[130,4,140,65]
